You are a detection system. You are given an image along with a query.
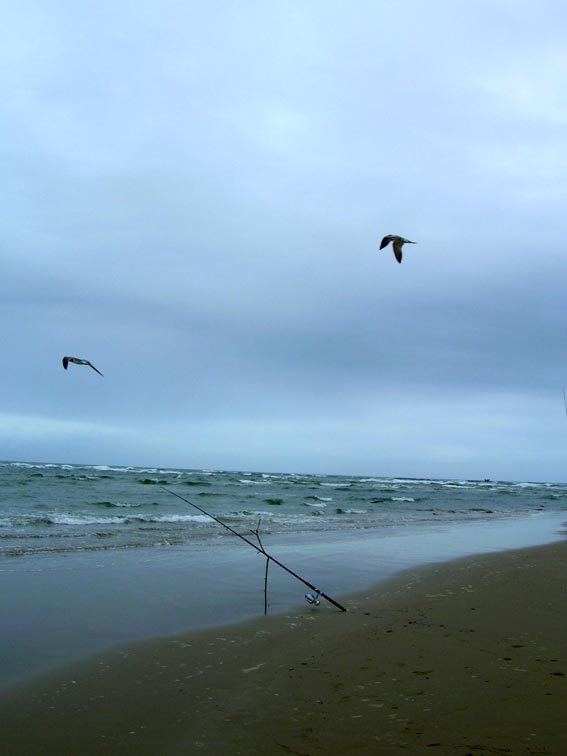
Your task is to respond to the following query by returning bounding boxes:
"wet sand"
[1,540,566,755]
[3,513,564,692]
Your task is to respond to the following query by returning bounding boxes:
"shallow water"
[1,509,565,691]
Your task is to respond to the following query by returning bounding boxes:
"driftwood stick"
[251,518,270,615]
[161,487,347,612]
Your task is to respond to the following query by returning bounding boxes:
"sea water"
[1,461,566,690]
[1,461,566,558]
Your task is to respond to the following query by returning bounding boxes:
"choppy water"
[1,460,566,559]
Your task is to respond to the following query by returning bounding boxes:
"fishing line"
[161,486,347,612]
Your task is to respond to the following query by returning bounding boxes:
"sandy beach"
[2,538,565,755]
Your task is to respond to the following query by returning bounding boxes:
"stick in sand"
[161,487,347,612]
[251,518,270,615]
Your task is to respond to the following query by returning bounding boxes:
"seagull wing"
[379,236,392,250]
[62,357,69,370]
[87,361,104,377]
[392,240,403,263]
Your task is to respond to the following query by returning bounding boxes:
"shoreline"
[2,538,566,755]
[0,513,565,691]
[1,512,565,692]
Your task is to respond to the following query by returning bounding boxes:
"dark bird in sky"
[379,235,416,264]
[62,356,104,376]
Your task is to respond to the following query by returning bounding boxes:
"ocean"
[1,460,566,690]
[2,461,566,558]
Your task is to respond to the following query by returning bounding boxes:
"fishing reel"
[305,591,321,606]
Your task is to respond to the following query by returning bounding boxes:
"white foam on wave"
[47,513,213,526]
[137,467,184,475]
[320,482,352,488]
[239,479,269,485]
[50,514,126,525]
[145,514,212,524]
[7,462,74,470]
[392,497,415,502]
[234,510,276,519]
[90,465,141,473]
[391,478,445,486]
[513,482,549,489]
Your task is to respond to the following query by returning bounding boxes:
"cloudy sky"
[1,1,566,480]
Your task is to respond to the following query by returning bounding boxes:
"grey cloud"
[1,1,566,479]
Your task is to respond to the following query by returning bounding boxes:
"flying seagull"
[379,235,416,264]
[62,356,104,376]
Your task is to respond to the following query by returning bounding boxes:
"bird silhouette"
[62,356,104,376]
[379,235,416,264]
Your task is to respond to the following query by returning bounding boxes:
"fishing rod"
[161,486,347,612]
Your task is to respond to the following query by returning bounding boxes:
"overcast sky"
[1,1,567,481]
